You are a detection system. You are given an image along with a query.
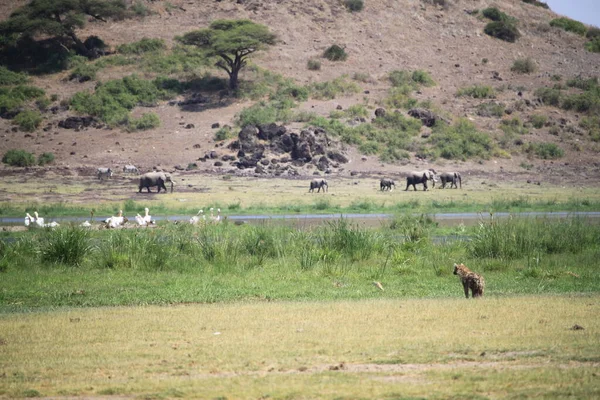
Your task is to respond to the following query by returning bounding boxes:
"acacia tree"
[177,20,277,90]
[0,0,127,57]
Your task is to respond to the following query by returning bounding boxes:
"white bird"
[143,207,153,225]
[33,211,45,227]
[189,209,204,225]
[212,208,222,223]
[25,213,34,227]
[209,207,214,220]
[135,213,146,226]
[44,221,60,228]
[80,220,92,227]
[105,210,125,228]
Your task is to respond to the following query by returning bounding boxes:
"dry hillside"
[1,0,599,189]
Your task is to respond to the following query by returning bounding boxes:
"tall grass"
[468,215,600,260]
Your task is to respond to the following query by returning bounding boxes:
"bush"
[456,85,495,98]
[431,119,495,161]
[530,114,547,129]
[411,70,435,86]
[585,38,600,53]
[117,38,166,55]
[521,0,549,9]
[37,152,55,166]
[550,17,587,36]
[477,102,505,117]
[214,126,233,141]
[586,27,600,40]
[2,149,36,167]
[534,87,562,106]
[343,0,364,12]
[13,110,43,132]
[511,58,536,74]
[127,113,160,131]
[69,64,100,82]
[525,142,564,159]
[484,21,521,42]
[482,7,510,22]
[309,76,360,100]
[0,85,45,114]
[0,66,28,86]
[307,58,321,70]
[323,45,348,61]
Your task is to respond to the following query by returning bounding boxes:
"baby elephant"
[380,178,395,191]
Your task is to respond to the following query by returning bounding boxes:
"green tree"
[177,20,276,90]
[0,0,127,57]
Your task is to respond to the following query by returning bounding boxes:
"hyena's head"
[453,263,462,275]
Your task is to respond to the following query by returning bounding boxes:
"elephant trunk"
[170,180,175,193]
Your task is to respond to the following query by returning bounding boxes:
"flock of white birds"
[24,207,223,229]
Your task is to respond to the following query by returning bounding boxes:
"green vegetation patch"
[117,38,166,55]
[0,66,28,86]
[0,85,46,114]
[456,85,495,98]
[511,57,537,74]
[13,110,42,132]
[525,142,564,159]
[70,75,182,126]
[309,76,360,100]
[2,149,36,167]
[430,119,496,161]
[550,17,587,36]
[484,21,521,42]
[323,45,348,61]
[521,0,549,9]
[127,112,160,131]
[482,7,512,22]
[343,0,364,12]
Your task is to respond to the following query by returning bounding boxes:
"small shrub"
[525,142,564,159]
[38,152,55,166]
[2,149,36,167]
[550,17,587,36]
[477,102,505,117]
[534,87,562,107]
[352,72,371,83]
[309,76,360,100]
[343,0,364,12]
[411,70,435,86]
[131,0,152,16]
[482,7,510,22]
[69,64,100,82]
[586,27,600,40]
[323,45,348,61]
[484,21,521,42]
[127,113,160,131]
[521,0,549,9]
[482,58,488,64]
[585,38,600,53]
[566,76,598,90]
[13,110,43,132]
[530,114,547,129]
[551,74,562,81]
[511,57,537,74]
[307,58,321,70]
[214,126,233,141]
[456,85,495,98]
[117,38,166,55]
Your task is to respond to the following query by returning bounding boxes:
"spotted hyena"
[453,263,485,298]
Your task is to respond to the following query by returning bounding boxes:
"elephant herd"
[308,170,462,193]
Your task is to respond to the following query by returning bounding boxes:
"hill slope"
[1,0,599,186]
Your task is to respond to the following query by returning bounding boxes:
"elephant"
[380,178,395,191]
[138,172,175,193]
[405,169,437,191]
[439,172,462,189]
[309,179,328,193]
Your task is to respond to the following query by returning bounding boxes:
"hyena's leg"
[462,281,470,298]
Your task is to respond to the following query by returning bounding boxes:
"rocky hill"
[1,0,599,185]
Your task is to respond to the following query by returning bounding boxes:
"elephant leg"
[146,187,151,193]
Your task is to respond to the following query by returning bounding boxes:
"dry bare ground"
[1,0,600,205]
